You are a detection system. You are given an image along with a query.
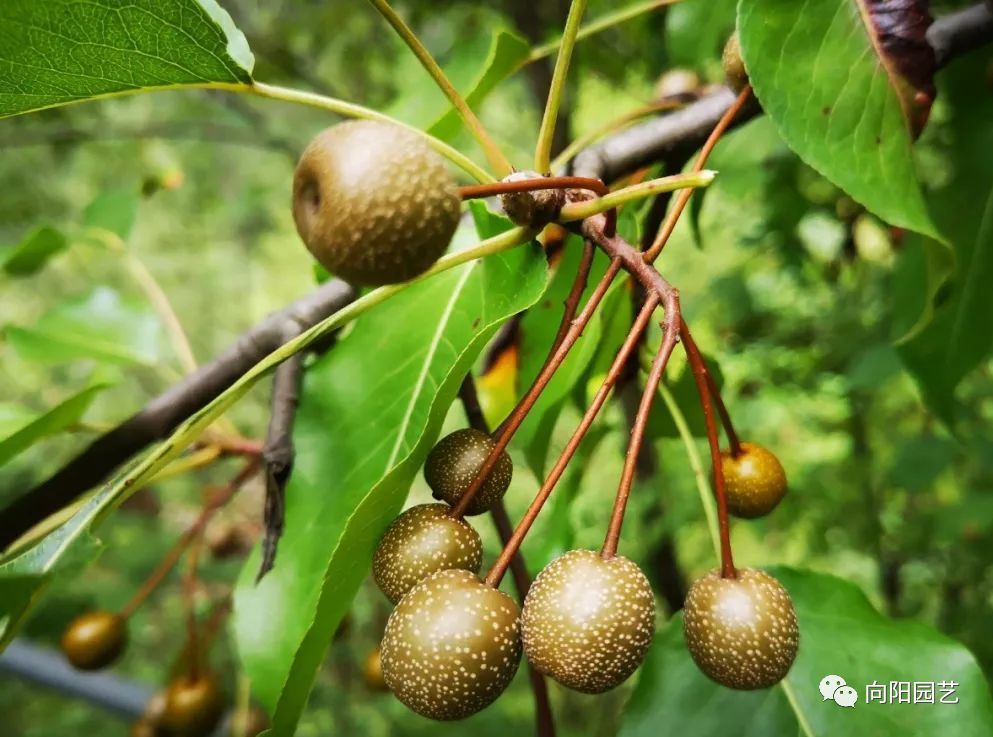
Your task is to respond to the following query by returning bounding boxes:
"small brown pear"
[292,120,460,286]
[424,428,513,515]
[372,503,483,603]
[721,442,788,518]
[380,569,521,720]
[60,610,127,671]
[683,568,799,690]
[521,549,656,693]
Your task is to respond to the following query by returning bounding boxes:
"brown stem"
[457,376,556,737]
[485,294,659,587]
[643,85,752,263]
[601,320,679,558]
[547,239,595,361]
[448,258,622,520]
[680,320,736,578]
[119,459,260,618]
[182,531,204,681]
[703,368,742,456]
[459,176,616,237]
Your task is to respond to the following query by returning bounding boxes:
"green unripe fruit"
[722,32,749,93]
[720,442,787,518]
[160,673,224,737]
[380,569,521,720]
[292,120,461,286]
[424,428,513,515]
[683,568,799,690]
[60,610,127,670]
[521,549,656,693]
[372,503,483,603]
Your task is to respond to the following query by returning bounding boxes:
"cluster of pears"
[59,608,232,736]
[369,427,660,721]
[682,440,799,690]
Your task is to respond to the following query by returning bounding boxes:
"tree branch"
[0,280,357,551]
[569,2,993,181]
[257,350,305,581]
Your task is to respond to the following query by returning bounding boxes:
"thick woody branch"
[0,280,357,551]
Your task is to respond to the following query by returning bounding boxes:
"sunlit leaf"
[621,568,993,737]
[0,384,109,467]
[232,213,548,736]
[0,0,253,119]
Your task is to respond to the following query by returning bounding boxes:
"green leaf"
[515,246,625,478]
[665,0,736,78]
[737,0,939,239]
[621,568,993,737]
[83,189,142,241]
[894,53,993,422]
[427,30,530,141]
[5,287,162,366]
[0,502,105,648]
[0,385,109,467]
[0,226,534,655]
[2,226,67,276]
[232,234,548,735]
[0,0,253,119]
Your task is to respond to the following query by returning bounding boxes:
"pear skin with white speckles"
[292,120,460,286]
[720,442,788,518]
[373,503,482,604]
[683,568,799,690]
[424,428,513,515]
[380,569,522,721]
[521,549,656,694]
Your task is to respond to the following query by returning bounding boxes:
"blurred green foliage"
[1,1,992,735]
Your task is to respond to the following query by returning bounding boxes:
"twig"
[486,293,659,586]
[535,0,589,173]
[569,3,993,183]
[366,0,513,176]
[257,350,305,580]
[460,177,616,236]
[119,459,260,618]
[525,0,682,65]
[448,257,622,519]
[680,320,736,578]
[601,319,679,558]
[457,376,556,737]
[0,280,356,551]
[704,367,741,456]
[643,85,752,262]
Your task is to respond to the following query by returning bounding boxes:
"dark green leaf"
[737,0,939,239]
[5,287,162,366]
[232,230,548,736]
[0,384,109,467]
[2,226,67,276]
[427,30,530,141]
[895,52,993,423]
[621,568,993,737]
[0,0,253,119]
